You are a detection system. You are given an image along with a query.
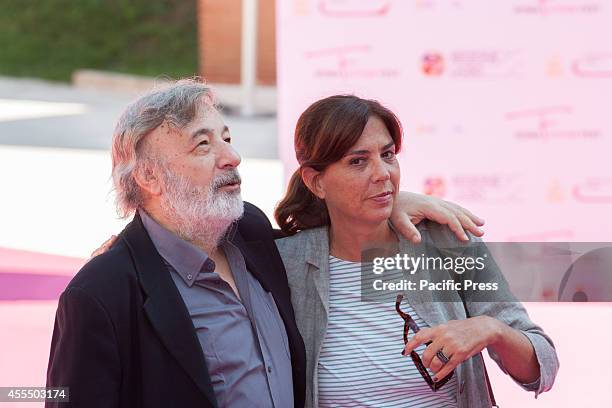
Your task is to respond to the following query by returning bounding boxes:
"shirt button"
[204,259,216,272]
[187,274,193,280]
[267,366,273,373]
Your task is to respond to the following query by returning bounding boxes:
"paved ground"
[0,76,278,158]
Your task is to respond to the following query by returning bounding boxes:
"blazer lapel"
[121,215,218,408]
[397,236,450,328]
[304,227,331,314]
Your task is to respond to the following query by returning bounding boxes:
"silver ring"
[436,350,450,364]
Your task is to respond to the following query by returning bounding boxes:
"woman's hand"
[90,235,118,259]
[391,192,485,243]
[402,315,502,382]
[402,315,540,385]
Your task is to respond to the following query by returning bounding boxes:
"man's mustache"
[212,170,242,191]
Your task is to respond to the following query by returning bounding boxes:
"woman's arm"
[487,317,540,383]
[402,229,559,397]
[390,191,484,243]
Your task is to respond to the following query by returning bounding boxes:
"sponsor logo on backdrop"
[414,0,464,10]
[293,0,310,15]
[422,50,524,78]
[414,122,464,137]
[305,45,400,79]
[547,179,566,203]
[422,53,445,76]
[573,178,612,203]
[423,177,447,197]
[424,174,524,203]
[513,0,602,15]
[546,55,565,77]
[506,230,575,242]
[505,105,602,140]
[452,174,524,203]
[572,53,612,78]
[318,0,392,17]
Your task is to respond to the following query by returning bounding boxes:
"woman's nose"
[371,158,391,183]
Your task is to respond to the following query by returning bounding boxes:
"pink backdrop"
[277,1,612,407]
[277,0,612,242]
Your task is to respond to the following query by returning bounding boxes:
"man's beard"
[158,165,244,251]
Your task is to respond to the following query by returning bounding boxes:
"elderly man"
[45,78,484,408]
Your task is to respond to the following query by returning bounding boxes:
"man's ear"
[301,166,326,199]
[133,161,162,197]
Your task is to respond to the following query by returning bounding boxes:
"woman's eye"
[198,139,209,146]
[224,137,231,144]
[382,150,396,159]
[350,157,365,165]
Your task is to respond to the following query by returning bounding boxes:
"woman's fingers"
[443,202,485,237]
[402,327,434,356]
[449,202,485,227]
[425,206,469,241]
[433,354,462,383]
[90,235,118,259]
[391,212,422,244]
[450,207,481,238]
[422,339,448,373]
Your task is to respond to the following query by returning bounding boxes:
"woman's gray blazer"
[275,220,559,408]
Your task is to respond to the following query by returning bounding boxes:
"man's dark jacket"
[46,202,306,408]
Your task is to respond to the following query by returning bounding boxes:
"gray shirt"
[140,210,293,408]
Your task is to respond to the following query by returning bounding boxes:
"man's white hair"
[111,77,217,218]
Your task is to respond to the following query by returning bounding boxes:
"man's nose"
[218,142,242,169]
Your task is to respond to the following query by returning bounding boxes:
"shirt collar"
[139,209,211,287]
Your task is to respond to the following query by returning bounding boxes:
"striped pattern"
[317,256,457,407]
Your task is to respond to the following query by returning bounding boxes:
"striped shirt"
[317,256,458,408]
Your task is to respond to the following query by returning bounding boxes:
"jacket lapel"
[304,227,331,314]
[230,230,272,293]
[231,228,303,337]
[121,215,218,408]
[231,227,308,396]
[397,235,465,327]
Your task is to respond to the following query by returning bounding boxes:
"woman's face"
[315,115,400,227]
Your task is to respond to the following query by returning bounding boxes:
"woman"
[274,95,558,407]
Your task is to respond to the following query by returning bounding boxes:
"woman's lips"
[370,191,393,203]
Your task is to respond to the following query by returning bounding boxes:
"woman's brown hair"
[275,94,403,234]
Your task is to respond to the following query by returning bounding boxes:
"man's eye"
[350,158,365,165]
[382,150,395,159]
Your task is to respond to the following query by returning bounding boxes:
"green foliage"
[0,0,198,81]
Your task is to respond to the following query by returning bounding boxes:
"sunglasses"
[395,294,454,391]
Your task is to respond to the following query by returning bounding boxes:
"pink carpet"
[0,247,609,407]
